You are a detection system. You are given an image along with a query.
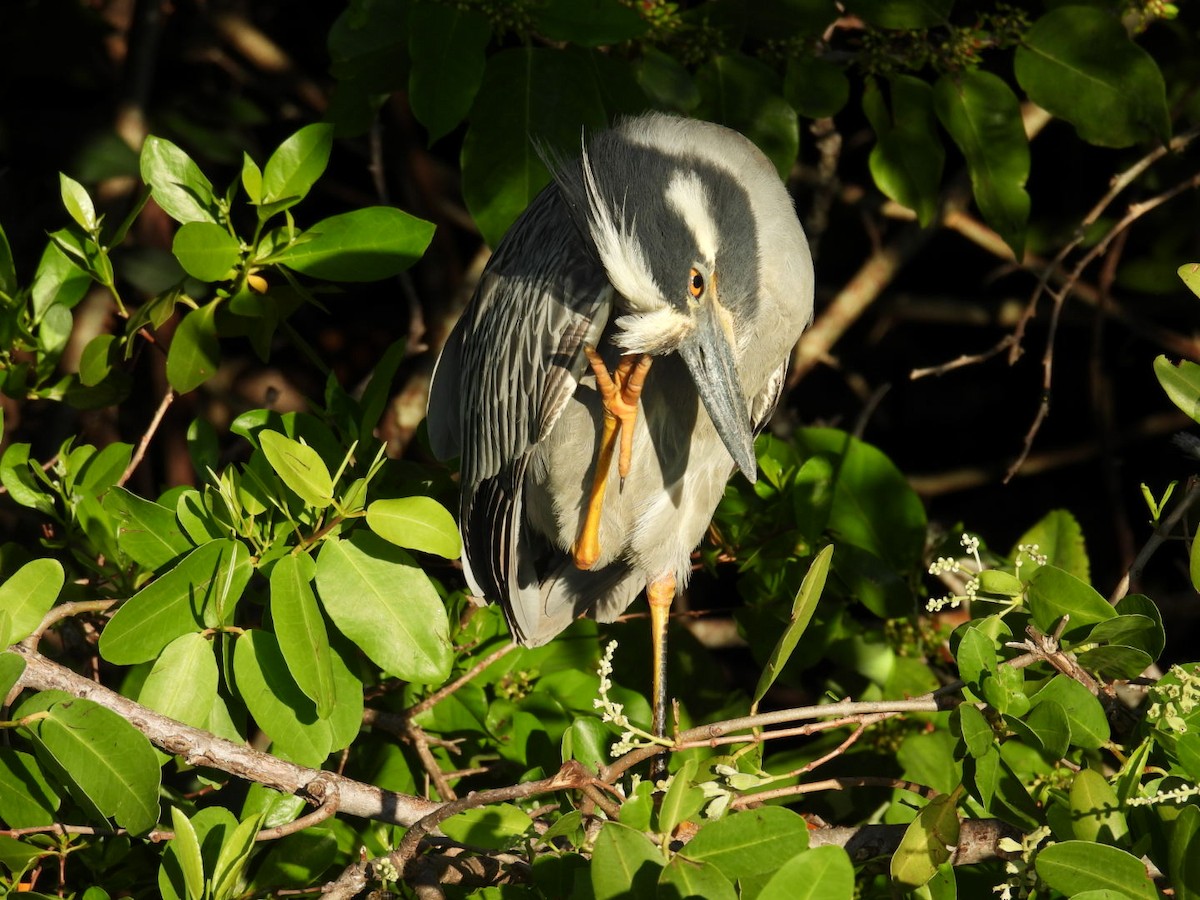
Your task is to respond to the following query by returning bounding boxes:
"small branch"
[730,774,936,809]
[25,599,118,649]
[1110,477,1200,602]
[255,774,339,841]
[118,388,175,487]
[405,642,517,719]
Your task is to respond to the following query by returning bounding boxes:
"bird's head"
[562,121,765,481]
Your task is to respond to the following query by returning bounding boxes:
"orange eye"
[688,268,705,298]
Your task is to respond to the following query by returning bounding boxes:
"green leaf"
[562,716,609,770]
[0,444,54,514]
[258,430,334,508]
[1168,804,1200,900]
[758,846,856,900]
[658,758,704,837]
[1181,262,1200,299]
[315,531,453,684]
[60,173,97,233]
[797,428,927,570]
[1035,841,1157,900]
[636,47,700,113]
[933,69,1029,258]
[1076,645,1154,680]
[1026,565,1116,642]
[241,152,263,205]
[250,826,338,890]
[694,54,798,179]
[172,222,241,282]
[210,814,262,900]
[591,822,664,900]
[169,807,205,900]
[262,123,333,209]
[139,136,219,224]
[682,807,810,882]
[1069,768,1127,846]
[26,697,161,834]
[957,703,993,759]
[0,222,17,297]
[166,302,221,393]
[100,539,252,664]
[784,56,850,119]
[270,207,434,281]
[864,76,944,227]
[1155,355,1200,424]
[1024,697,1070,759]
[658,854,737,900]
[1015,6,1170,148]
[103,486,193,570]
[461,46,608,246]
[1029,675,1109,750]
[139,633,218,729]
[358,339,406,441]
[270,554,336,719]
[891,792,961,890]
[535,0,647,47]
[408,4,492,143]
[1013,508,1090,582]
[848,0,952,29]
[0,558,64,647]
[366,496,461,558]
[0,651,25,701]
[0,748,59,828]
[233,630,331,767]
[79,333,117,386]
[31,241,91,318]
[441,804,532,850]
[752,545,832,709]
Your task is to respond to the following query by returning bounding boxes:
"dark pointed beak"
[678,299,757,483]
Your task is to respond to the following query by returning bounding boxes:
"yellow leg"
[572,349,652,570]
[648,571,675,780]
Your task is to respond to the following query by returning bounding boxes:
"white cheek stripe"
[665,170,719,266]
[612,307,695,355]
[581,145,661,313]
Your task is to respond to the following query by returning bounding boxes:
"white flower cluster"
[593,640,672,757]
[1126,783,1200,806]
[926,534,983,612]
[1147,664,1200,734]
[992,825,1050,900]
[1014,543,1048,574]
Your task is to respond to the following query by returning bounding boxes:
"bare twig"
[1111,476,1200,602]
[730,774,936,809]
[255,773,339,841]
[118,388,175,487]
[405,642,517,719]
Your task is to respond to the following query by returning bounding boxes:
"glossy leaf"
[1024,697,1070,759]
[758,846,855,900]
[1015,6,1170,148]
[408,3,492,142]
[0,652,25,700]
[100,539,252,664]
[60,173,97,233]
[864,76,944,227]
[441,803,532,850]
[169,807,205,900]
[1168,804,1200,900]
[933,69,1029,258]
[211,814,262,900]
[27,697,161,834]
[1026,565,1116,641]
[0,443,53,514]
[637,48,700,112]
[315,531,453,684]
[0,748,59,828]
[250,826,339,890]
[658,758,704,837]
[1070,768,1127,846]
[270,207,434,281]
[591,822,664,900]
[258,430,334,508]
[139,136,219,224]
[957,703,993,759]
[233,630,331,767]
[0,558,63,647]
[1035,841,1157,900]
[784,56,850,119]
[103,486,192,570]
[1030,675,1109,750]
[694,54,798,179]
[366,495,461,558]
[270,554,336,719]
[682,807,810,882]
[1013,508,1090,582]
[262,123,333,208]
[31,241,91,318]
[1155,355,1200,424]
[891,792,961,889]
[0,221,16,297]
[166,302,221,393]
[462,47,607,246]
[139,632,218,731]
[172,222,240,282]
[659,854,737,900]
[1180,262,1200,299]
[1076,645,1153,680]
[752,545,832,709]
[78,333,116,386]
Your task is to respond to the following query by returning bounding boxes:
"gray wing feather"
[427,184,612,643]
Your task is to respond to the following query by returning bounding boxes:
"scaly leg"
[647,571,676,780]
[572,348,652,570]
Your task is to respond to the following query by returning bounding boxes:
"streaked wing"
[427,184,612,639]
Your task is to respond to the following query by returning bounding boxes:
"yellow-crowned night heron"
[428,113,814,739]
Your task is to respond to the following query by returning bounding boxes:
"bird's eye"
[688,268,705,298]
